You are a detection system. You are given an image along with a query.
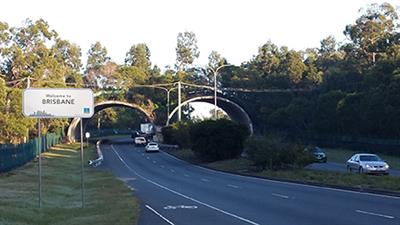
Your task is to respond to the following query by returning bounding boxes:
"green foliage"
[125,43,151,72]
[162,121,192,148]
[189,119,249,162]
[246,136,314,171]
[175,31,199,72]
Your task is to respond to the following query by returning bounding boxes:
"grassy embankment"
[0,143,139,225]
[167,148,400,193]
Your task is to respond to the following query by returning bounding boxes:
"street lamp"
[156,84,179,125]
[208,64,230,119]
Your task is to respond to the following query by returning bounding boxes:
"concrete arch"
[67,100,154,142]
[167,96,253,135]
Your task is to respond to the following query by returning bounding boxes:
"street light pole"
[209,64,230,120]
[178,81,182,121]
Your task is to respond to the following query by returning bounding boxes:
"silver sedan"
[346,153,389,175]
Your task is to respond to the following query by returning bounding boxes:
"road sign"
[85,132,91,139]
[23,88,94,118]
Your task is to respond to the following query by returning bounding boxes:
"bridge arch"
[67,100,154,142]
[167,96,253,135]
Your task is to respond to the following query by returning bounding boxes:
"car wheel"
[358,167,363,174]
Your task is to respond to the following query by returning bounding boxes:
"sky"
[1,0,399,70]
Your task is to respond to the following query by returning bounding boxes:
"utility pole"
[178,81,181,121]
[27,76,31,88]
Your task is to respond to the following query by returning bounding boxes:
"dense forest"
[0,3,399,143]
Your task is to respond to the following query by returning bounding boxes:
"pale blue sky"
[1,0,398,69]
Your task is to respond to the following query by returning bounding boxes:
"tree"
[125,43,151,71]
[344,3,399,65]
[51,38,82,87]
[86,41,110,71]
[85,42,112,89]
[254,41,281,76]
[175,31,200,72]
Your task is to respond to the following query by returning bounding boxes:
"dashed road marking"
[201,178,210,182]
[355,210,394,219]
[272,193,289,199]
[227,184,239,189]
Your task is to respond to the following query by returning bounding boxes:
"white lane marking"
[355,210,395,219]
[160,151,400,200]
[227,184,239,189]
[272,193,289,199]
[170,169,175,173]
[153,160,157,164]
[145,205,175,225]
[164,205,198,210]
[111,145,260,225]
[201,178,210,182]
[184,174,190,177]
[160,165,165,168]
[146,157,150,160]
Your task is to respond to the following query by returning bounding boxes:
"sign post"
[38,119,42,208]
[23,88,94,208]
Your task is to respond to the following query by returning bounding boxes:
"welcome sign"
[23,88,94,118]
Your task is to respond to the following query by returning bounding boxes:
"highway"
[99,139,400,225]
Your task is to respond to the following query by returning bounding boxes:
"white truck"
[140,123,154,135]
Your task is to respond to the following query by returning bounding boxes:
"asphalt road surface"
[99,138,400,225]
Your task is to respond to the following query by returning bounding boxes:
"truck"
[140,123,154,135]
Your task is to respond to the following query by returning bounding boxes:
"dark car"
[305,146,327,163]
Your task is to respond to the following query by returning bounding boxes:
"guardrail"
[88,140,104,167]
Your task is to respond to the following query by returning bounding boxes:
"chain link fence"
[0,133,61,172]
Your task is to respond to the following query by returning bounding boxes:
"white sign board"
[23,88,94,118]
[85,132,91,138]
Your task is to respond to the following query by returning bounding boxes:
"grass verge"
[166,148,400,194]
[0,143,139,225]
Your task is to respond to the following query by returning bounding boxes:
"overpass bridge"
[67,82,311,142]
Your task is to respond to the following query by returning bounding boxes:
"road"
[307,162,400,176]
[99,138,400,225]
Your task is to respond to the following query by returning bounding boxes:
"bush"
[161,121,192,148]
[190,119,249,162]
[246,136,314,171]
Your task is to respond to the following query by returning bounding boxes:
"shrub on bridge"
[189,119,249,162]
[246,136,314,171]
[162,121,192,148]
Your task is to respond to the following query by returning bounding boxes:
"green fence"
[0,133,61,172]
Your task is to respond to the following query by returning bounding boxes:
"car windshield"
[359,155,381,162]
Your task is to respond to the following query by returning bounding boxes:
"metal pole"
[214,71,217,120]
[80,119,85,208]
[167,90,170,121]
[178,81,181,121]
[38,119,42,208]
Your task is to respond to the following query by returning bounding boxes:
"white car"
[346,153,389,175]
[134,137,147,146]
[145,142,159,152]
